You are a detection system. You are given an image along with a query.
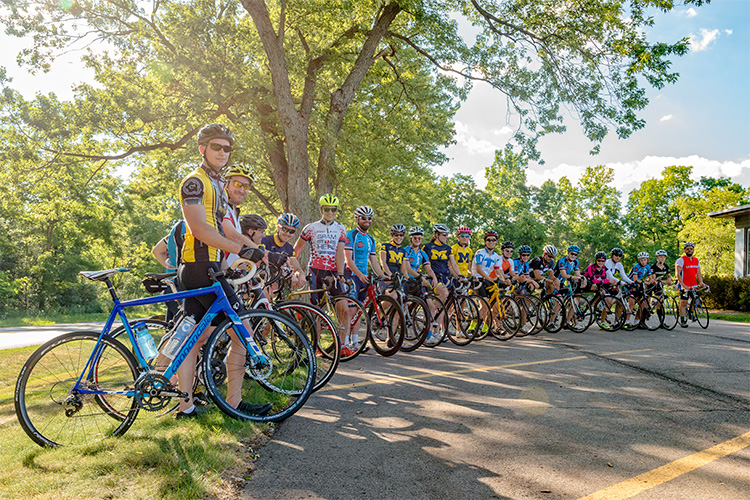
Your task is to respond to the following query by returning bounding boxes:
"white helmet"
[433,223,449,234]
[655,249,668,257]
[543,244,558,257]
[354,205,374,217]
[637,251,649,260]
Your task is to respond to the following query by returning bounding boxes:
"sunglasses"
[358,216,373,221]
[569,252,578,256]
[459,234,470,238]
[485,238,497,242]
[392,233,405,238]
[322,207,338,213]
[208,143,234,153]
[280,226,296,235]
[230,180,252,190]
[503,248,513,251]
[596,259,605,262]
[520,253,530,257]
[438,232,449,237]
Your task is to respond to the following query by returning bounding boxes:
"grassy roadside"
[710,311,750,323]
[0,345,271,500]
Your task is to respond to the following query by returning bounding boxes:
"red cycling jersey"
[675,255,700,288]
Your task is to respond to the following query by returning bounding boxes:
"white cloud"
[724,29,733,36]
[492,126,513,136]
[685,8,698,18]
[660,114,673,122]
[689,28,720,52]
[453,120,499,155]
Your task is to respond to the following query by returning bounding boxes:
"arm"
[448,255,461,278]
[222,218,257,248]
[370,253,385,279]
[151,238,175,269]
[183,204,243,255]
[336,241,346,276]
[379,249,391,276]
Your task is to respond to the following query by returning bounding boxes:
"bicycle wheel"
[622,299,642,331]
[422,294,447,347]
[564,295,592,333]
[641,297,662,331]
[470,295,493,341]
[203,309,315,422]
[15,332,140,447]
[368,295,405,356]
[490,295,521,340]
[660,296,679,330]
[515,295,542,337]
[331,296,370,361]
[400,296,431,352]
[542,295,565,333]
[447,296,477,346]
[694,296,710,329]
[593,297,624,331]
[275,301,340,391]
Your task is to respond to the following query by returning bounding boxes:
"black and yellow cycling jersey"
[179,165,228,263]
[451,243,473,277]
[380,242,405,274]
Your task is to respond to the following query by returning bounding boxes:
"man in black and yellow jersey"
[451,226,474,278]
[176,123,266,419]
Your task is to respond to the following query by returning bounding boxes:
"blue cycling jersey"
[345,228,376,275]
[404,246,430,272]
[629,263,652,281]
[163,220,186,270]
[513,258,529,275]
[555,256,579,285]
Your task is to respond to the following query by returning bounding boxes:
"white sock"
[345,336,350,346]
[181,405,195,414]
[352,334,359,346]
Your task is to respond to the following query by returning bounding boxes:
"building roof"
[708,204,750,219]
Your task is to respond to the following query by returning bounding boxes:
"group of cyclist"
[158,122,707,419]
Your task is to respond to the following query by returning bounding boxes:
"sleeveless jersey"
[451,243,473,277]
[499,255,512,274]
[299,220,348,271]
[404,246,430,272]
[380,242,406,274]
[261,234,294,257]
[675,255,700,287]
[424,242,452,278]
[629,263,652,281]
[345,228,376,275]
[179,166,228,263]
[473,248,501,279]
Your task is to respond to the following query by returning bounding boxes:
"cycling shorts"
[178,261,245,326]
[344,269,369,302]
[309,268,345,305]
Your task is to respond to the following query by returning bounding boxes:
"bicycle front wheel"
[368,295,405,356]
[203,309,315,422]
[400,296,431,352]
[15,332,140,447]
[660,296,679,330]
[695,296,710,329]
[641,297,662,331]
[447,296,478,346]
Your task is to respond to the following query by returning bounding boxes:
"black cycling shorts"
[178,261,245,326]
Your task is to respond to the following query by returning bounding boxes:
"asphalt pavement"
[241,320,750,500]
[0,322,107,349]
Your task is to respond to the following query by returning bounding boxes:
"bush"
[702,276,750,312]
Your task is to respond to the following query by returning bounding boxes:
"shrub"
[702,276,750,312]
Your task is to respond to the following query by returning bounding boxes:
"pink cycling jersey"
[299,219,347,271]
[583,263,608,284]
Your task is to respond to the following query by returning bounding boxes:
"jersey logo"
[182,178,203,197]
[389,250,404,264]
[431,249,448,260]
[457,253,470,263]
[357,241,364,248]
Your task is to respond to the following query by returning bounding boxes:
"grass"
[0,344,272,500]
[710,310,750,323]
[0,306,166,328]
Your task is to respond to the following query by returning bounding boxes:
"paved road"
[242,320,750,500]
[0,322,107,349]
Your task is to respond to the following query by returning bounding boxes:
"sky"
[1,1,748,204]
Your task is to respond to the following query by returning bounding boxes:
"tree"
[1,0,707,221]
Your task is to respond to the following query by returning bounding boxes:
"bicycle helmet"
[354,205,374,217]
[223,164,254,181]
[655,249,668,257]
[433,223,449,234]
[390,224,406,234]
[277,212,300,228]
[518,245,532,254]
[567,244,581,253]
[409,226,424,236]
[483,230,498,240]
[240,214,268,233]
[543,244,558,257]
[318,193,340,207]
[501,241,515,250]
[197,123,234,145]
[594,251,607,260]
[683,241,695,249]
[610,247,624,257]
[457,226,472,235]
[637,251,649,260]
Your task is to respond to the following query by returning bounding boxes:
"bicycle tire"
[622,298,642,331]
[515,294,541,337]
[490,295,521,340]
[564,295,592,333]
[202,309,315,423]
[593,296,624,331]
[368,295,405,356]
[694,296,710,329]
[331,296,370,361]
[447,295,477,346]
[15,331,140,447]
[275,301,340,391]
[542,295,565,333]
[641,296,662,331]
[528,294,547,336]
[469,295,493,341]
[400,296,431,352]
[422,294,447,347]
[660,296,679,330]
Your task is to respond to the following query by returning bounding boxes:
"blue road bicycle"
[14,264,315,447]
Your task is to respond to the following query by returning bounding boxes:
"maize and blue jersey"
[261,234,294,257]
[555,257,579,285]
[404,246,430,273]
[345,228,376,275]
[629,263,652,281]
[513,258,530,275]
[380,242,406,274]
[423,242,453,278]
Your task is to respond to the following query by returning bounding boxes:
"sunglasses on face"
[503,248,513,252]
[569,252,578,256]
[520,253,530,257]
[208,143,234,153]
[485,238,497,242]
[459,234,470,238]
[358,216,373,221]
[280,226,296,235]
[596,259,605,262]
[392,233,405,238]
[438,232,449,237]
[230,180,252,190]
[322,207,337,213]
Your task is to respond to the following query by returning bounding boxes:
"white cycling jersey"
[604,258,633,285]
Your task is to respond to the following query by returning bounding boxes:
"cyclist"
[239,214,267,247]
[404,226,439,287]
[261,213,305,287]
[605,247,637,328]
[176,123,267,419]
[676,242,705,328]
[221,164,258,267]
[451,226,474,278]
[629,251,654,286]
[529,245,560,294]
[380,224,411,279]
[424,223,462,305]
[513,245,538,291]
[472,231,503,296]
[582,251,610,293]
[555,245,585,293]
[652,249,673,286]
[293,194,351,355]
[498,241,517,285]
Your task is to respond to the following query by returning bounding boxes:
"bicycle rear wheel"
[275,301,340,391]
[368,295,405,356]
[515,295,541,337]
[203,309,315,422]
[641,297,662,331]
[593,297,624,331]
[447,296,477,346]
[694,296,710,329]
[400,296,431,352]
[660,296,679,330]
[542,295,565,333]
[490,295,520,340]
[564,295,592,333]
[469,295,493,341]
[422,294,447,347]
[15,332,140,447]
[331,296,370,361]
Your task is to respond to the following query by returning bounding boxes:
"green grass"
[710,311,750,323]
[0,307,166,328]
[0,344,272,500]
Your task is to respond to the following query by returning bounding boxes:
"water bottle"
[134,322,158,360]
[161,315,197,359]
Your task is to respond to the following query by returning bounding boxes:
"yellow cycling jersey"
[179,166,228,263]
[451,243,473,277]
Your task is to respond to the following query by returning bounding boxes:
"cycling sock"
[352,334,358,346]
[345,335,350,346]
[181,405,196,415]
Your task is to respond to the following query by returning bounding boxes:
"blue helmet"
[567,245,581,253]
[277,212,300,228]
